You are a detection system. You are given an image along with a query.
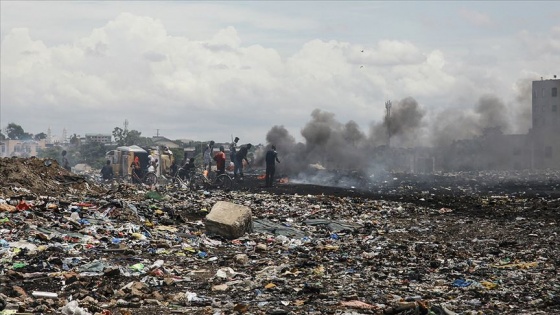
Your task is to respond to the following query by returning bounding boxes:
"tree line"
[1,122,200,169]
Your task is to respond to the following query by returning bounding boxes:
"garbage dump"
[0,157,559,314]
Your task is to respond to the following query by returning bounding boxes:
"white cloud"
[518,25,560,56]
[1,3,559,145]
[459,8,494,28]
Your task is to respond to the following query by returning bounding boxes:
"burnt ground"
[1,158,560,315]
[239,170,560,221]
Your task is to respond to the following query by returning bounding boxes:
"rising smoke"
[429,95,510,148]
[257,85,533,186]
[369,97,426,148]
[513,78,533,133]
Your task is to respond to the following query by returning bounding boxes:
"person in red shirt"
[131,156,142,183]
[213,146,226,175]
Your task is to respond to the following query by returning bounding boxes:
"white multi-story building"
[85,134,112,144]
[531,76,560,169]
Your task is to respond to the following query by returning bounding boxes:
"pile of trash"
[0,157,559,314]
[0,157,103,198]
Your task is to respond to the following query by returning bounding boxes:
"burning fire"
[258,174,288,183]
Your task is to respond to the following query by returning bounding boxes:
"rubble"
[0,156,559,314]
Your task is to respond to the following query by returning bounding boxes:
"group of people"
[202,137,252,179]
[202,137,280,186]
[203,137,280,187]
[98,139,281,187]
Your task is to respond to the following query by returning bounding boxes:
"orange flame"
[257,174,266,180]
[279,177,289,184]
[203,170,208,177]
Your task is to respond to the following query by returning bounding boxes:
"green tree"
[126,130,142,145]
[36,146,78,168]
[37,146,62,160]
[78,142,108,169]
[34,132,47,141]
[6,123,32,140]
[169,147,184,159]
[113,127,127,146]
[70,134,80,146]
[112,126,153,146]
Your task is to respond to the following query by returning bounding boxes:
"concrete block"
[206,201,253,239]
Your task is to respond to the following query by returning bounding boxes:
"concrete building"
[530,76,560,169]
[85,134,112,144]
[0,139,47,158]
[152,136,181,149]
[380,77,558,173]
[436,129,531,172]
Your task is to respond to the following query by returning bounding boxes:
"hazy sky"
[1,1,559,145]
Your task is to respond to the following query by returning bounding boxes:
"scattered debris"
[0,157,559,314]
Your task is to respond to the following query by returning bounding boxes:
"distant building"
[0,139,47,158]
[436,129,531,171]
[530,76,560,169]
[182,147,197,160]
[85,134,112,144]
[382,76,559,173]
[152,136,180,149]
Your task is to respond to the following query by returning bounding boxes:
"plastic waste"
[60,300,92,315]
[130,263,145,272]
[32,291,58,298]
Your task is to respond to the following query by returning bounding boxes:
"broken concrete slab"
[205,201,253,239]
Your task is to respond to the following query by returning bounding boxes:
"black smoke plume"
[257,88,533,186]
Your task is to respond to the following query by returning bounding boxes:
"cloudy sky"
[1,1,559,145]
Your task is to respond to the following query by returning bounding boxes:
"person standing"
[61,150,71,171]
[148,150,158,173]
[203,141,215,172]
[161,146,174,175]
[234,143,252,179]
[214,146,226,175]
[131,156,142,183]
[265,145,280,187]
[229,137,239,164]
[100,160,114,180]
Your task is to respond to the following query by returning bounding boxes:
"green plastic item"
[145,191,162,200]
[12,262,26,269]
[130,263,145,271]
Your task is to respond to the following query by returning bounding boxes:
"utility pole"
[385,100,392,147]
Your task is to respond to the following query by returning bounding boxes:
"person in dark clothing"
[265,145,280,187]
[100,160,114,180]
[234,143,252,179]
[61,150,71,171]
[179,157,195,180]
[170,159,178,177]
